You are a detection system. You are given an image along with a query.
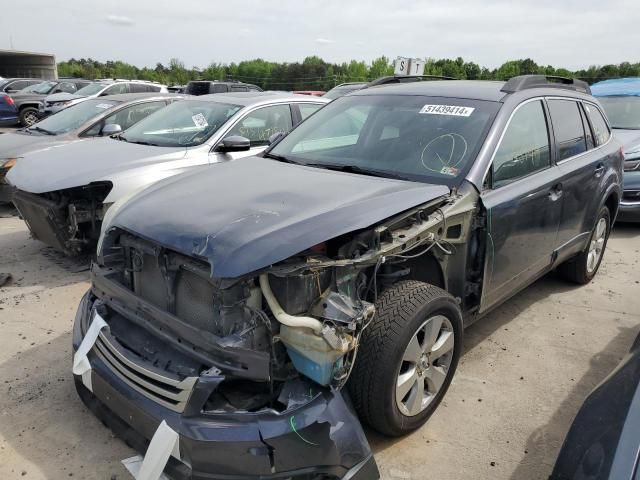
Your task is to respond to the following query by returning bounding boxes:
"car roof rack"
[367,74,457,87]
[501,75,591,95]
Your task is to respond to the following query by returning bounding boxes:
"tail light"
[2,95,15,107]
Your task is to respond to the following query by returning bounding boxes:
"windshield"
[270,94,500,186]
[29,99,120,135]
[598,96,640,130]
[121,100,243,147]
[22,81,56,94]
[75,83,108,96]
[324,84,366,100]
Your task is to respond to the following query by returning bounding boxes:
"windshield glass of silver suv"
[270,95,500,186]
[597,96,640,129]
[121,100,242,147]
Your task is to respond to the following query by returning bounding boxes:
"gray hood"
[45,92,84,103]
[105,157,450,278]
[6,138,187,196]
[0,132,60,159]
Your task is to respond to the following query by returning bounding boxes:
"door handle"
[595,163,605,177]
[548,183,563,201]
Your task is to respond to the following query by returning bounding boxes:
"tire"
[558,205,611,284]
[348,280,463,436]
[19,107,40,127]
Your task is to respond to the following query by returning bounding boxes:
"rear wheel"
[348,280,463,436]
[19,107,39,127]
[559,206,610,284]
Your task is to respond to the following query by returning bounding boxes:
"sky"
[2,0,639,70]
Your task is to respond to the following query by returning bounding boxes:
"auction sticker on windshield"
[419,105,475,117]
[192,113,208,128]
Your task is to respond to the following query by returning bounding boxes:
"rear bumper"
[617,202,640,222]
[72,291,379,479]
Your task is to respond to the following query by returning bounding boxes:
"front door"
[213,103,294,162]
[480,99,563,312]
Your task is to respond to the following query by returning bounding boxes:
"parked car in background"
[185,80,262,95]
[551,329,640,480]
[42,80,168,116]
[167,85,186,93]
[69,76,621,479]
[592,78,640,222]
[0,93,18,127]
[292,90,326,96]
[0,93,186,203]
[0,78,43,94]
[10,79,92,127]
[323,82,367,99]
[8,92,327,255]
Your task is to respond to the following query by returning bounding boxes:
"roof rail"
[501,75,591,95]
[367,74,457,87]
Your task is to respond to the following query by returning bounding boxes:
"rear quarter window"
[584,103,611,146]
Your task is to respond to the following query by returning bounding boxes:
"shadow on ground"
[509,324,640,479]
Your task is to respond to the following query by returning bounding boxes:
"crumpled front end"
[73,237,380,478]
[12,182,112,255]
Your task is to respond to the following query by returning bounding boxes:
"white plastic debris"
[72,311,107,391]
[122,420,180,480]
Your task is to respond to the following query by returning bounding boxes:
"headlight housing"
[624,152,640,171]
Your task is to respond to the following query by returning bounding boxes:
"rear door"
[549,98,604,262]
[480,99,563,312]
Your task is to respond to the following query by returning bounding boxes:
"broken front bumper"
[72,291,379,479]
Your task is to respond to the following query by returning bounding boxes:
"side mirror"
[218,135,250,152]
[102,124,123,136]
[53,89,62,93]
[268,132,285,145]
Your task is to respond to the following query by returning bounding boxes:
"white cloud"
[3,0,640,70]
[106,14,135,26]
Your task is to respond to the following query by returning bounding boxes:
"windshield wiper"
[263,152,303,164]
[307,163,414,181]
[29,126,55,136]
[127,139,159,146]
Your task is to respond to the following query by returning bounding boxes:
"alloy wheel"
[396,314,455,417]
[587,217,607,274]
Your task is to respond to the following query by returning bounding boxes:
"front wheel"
[19,107,40,127]
[559,205,611,284]
[348,280,463,437]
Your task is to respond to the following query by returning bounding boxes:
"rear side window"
[231,85,248,92]
[298,103,323,121]
[548,100,587,160]
[211,84,228,94]
[492,100,551,188]
[584,104,611,146]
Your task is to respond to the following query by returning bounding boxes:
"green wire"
[289,416,319,446]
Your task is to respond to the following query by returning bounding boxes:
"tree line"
[57,56,640,90]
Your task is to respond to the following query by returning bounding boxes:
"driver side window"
[225,105,292,147]
[491,100,551,189]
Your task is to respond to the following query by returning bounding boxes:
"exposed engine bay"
[91,190,480,414]
[12,182,112,255]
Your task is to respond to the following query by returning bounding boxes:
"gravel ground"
[0,204,639,480]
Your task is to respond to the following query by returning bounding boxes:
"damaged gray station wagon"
[72,76,623,479]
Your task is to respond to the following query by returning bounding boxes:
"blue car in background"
[592,78,640,221]
[0,93,19,127]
